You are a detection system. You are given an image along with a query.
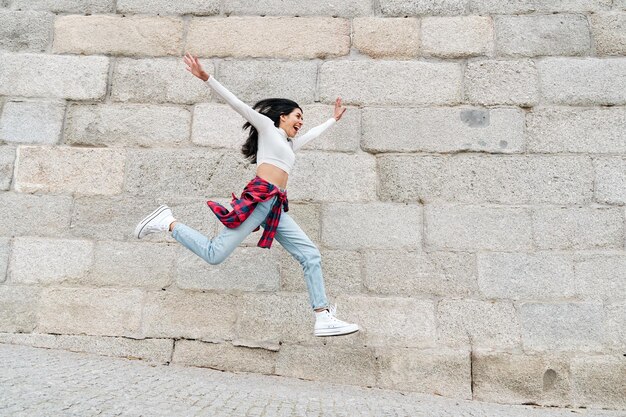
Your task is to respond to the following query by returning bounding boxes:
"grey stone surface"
[465,59,539,106]
[533,207,623,250]
[421,16,494,58]
[322,203,421,250]
[437,299,521,349]
[125,149,255,199]
[117,0,220,15]
[38,287,144,338]
[519,303,605,351]
[0,238,8,283]
[175,246,280,292]
[234,292,314,349]
[0,53,109,100]
[0,286,40,332]
[470,0,612,13]
[495,15,591,57]
[590,12,626,55]
[142,290,238,342]
[539,58,626,105]
[173,339,276,374]
[0,193,72,238]
[0,333,172,363]
[287,152,377,202]
[0,100,65,144]
[191,103,248,149]
[376,348,471,399]
[71,196,218,242]
[12,0,114,13]
[343,295,436,348]
[570,356,626,409]
[352,17,420,58]
[473,352,572,407]
[378,155,593,205]
[363,250,478,298]
[280,249,362,296]
[477,252,577,300]
[275,344,377,386]
[53,15,184,57]
[9,237,93,285]
[425,205,533,251]
[0,11,53,52]
[224,0,372,16]
[380,0,468,15]
[594,157,626,204]
[320,60,462,106]
[575,254,626,301]
[362,107,523,153]
[0,146,14,191]
[218,61,318,104]
[527,107,626,153]
[111,58,213,104]
[3,344,624,416]
[91,241,175,288]
[604,303,626,350]
[187,17,350,59]
[15,146,125,196]
[64,104,191,147]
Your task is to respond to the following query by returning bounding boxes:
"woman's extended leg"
[136,198,276,264]
[171,198,275,265]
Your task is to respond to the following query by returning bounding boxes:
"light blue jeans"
[171,197,329,310]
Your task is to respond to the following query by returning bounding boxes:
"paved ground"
[0,343,624,417]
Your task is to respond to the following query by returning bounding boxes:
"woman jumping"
[134,53,359,337]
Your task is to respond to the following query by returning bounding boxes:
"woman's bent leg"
[172,198,275,265]
[272,212,329,310]
[272,211,359,336]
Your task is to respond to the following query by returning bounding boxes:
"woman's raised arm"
[292,98,346,152]
[184,53,272,130]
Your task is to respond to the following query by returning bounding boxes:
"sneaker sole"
[134,205,168,239]
[314,325,359,337]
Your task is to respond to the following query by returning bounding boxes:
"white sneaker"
[314,304,359,337]
[134,205,176,239]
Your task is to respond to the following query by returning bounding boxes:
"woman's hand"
[334,97,347,121]
[183,52,209,82]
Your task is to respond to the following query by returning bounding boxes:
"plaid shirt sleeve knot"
[206,176,289,249]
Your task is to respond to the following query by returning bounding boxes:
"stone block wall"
[0,0,625,410]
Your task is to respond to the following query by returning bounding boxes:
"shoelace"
[326,304,341,323]
[329,303,337,317]
[315,304,341,322]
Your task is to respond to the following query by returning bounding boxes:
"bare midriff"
[256,163,289,190]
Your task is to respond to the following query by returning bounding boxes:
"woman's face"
[279,108,304,138]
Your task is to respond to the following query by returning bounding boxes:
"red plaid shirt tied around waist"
[207,176,288,249]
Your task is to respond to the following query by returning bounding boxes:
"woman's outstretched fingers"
[183,53,194,71]
[183,53,209,81]
[334,97,347,121]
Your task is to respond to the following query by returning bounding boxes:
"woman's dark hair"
[241,98,302,163]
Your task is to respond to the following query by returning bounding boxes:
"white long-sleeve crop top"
[206,76,336,174]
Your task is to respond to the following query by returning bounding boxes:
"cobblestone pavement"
[1,344,624,417]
